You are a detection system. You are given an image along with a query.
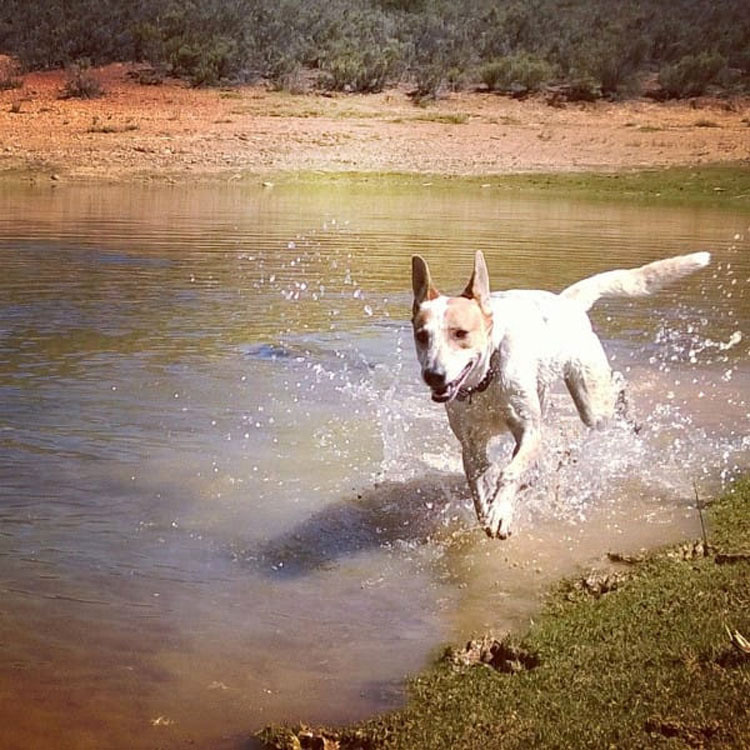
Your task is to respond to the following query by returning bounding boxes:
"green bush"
[317,4,402,93]
[0,0,141,69]
[131,2,251,86]
[658,51,728,98]
[0,0,748,98]
[59,61,104,98]
[557,20,649,97]
[444,66,468,92]
[479,53,555,94]
[320,39,401,93]
[406,11,474,100]
[165,35,238,86]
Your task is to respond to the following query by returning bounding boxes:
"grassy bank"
[259,478,750,749]
[492,165,750,206]
[272,165,750,208]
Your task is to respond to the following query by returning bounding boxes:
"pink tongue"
[431,385,454,403]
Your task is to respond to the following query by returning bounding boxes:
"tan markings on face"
[412,307,434,349]
[445,297,488,349]
[412,308,433,330]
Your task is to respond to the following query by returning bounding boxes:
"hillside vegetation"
[1,0,749,99]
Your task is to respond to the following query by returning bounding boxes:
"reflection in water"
[0,181,748,749]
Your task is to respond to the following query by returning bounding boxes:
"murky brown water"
[0,180,748,749]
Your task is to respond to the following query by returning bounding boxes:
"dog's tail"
[560,251,710,311]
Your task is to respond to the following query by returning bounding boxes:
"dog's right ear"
[411,255,439,314]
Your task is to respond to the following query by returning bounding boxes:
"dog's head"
[411,251,494,403]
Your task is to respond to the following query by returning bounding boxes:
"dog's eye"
[415,329,429,345]
[452,328,469,340]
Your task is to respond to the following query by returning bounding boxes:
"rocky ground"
[1,63,749,183]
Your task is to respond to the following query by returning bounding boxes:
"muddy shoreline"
[1,64,749,184]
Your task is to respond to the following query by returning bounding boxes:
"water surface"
[0,181,748,749]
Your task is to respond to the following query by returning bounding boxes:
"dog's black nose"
[423,369,446,389]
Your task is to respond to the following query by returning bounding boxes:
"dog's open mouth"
[430,361,475,403]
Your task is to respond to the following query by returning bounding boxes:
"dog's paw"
[483,496,514,540]
[473,464,502,512]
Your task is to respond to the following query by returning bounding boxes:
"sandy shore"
[1,63,749,183]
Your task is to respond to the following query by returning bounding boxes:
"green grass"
[493,166,750,204]
[268,166,750,207]
[258,478,750,749]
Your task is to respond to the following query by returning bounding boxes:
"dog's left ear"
[462,251,492,315]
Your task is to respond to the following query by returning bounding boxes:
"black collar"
[455,350,499,403]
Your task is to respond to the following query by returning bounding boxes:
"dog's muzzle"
[427,360,475,403]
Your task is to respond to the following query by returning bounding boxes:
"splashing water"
[337,234,749,539]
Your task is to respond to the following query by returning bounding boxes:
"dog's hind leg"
[564,334,617,430]
[612,370,642,434]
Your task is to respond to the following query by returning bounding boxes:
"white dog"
[411,250,710,538]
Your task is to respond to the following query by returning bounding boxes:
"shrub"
[59,61,104,99]
[166,35,238,86]
[0,0,747,98]
[658,51,728,98]
[444,66,468,92]
[269,64,308,94]
[0,57,23,90]
[317,5,403,94]
[406,11,475,101]
[129,66,166,86]
[562,75,602,102]
[560,26,648,98]
[320,40,401,92]
[411,62,447,100]
[479,53,555,94]
[131,3,253,86]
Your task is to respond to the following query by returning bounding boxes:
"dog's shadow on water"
[239,474,470,579]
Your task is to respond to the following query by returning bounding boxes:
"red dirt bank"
[1,64,749,182]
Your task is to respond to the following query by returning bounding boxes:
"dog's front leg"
[484,410,542,539]
[448,408,499,530]
[455,425,535,539]
[459,436,500,528]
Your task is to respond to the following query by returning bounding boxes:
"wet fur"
[411,250,710,538]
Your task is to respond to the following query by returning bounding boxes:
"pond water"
[0,180,748,749]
